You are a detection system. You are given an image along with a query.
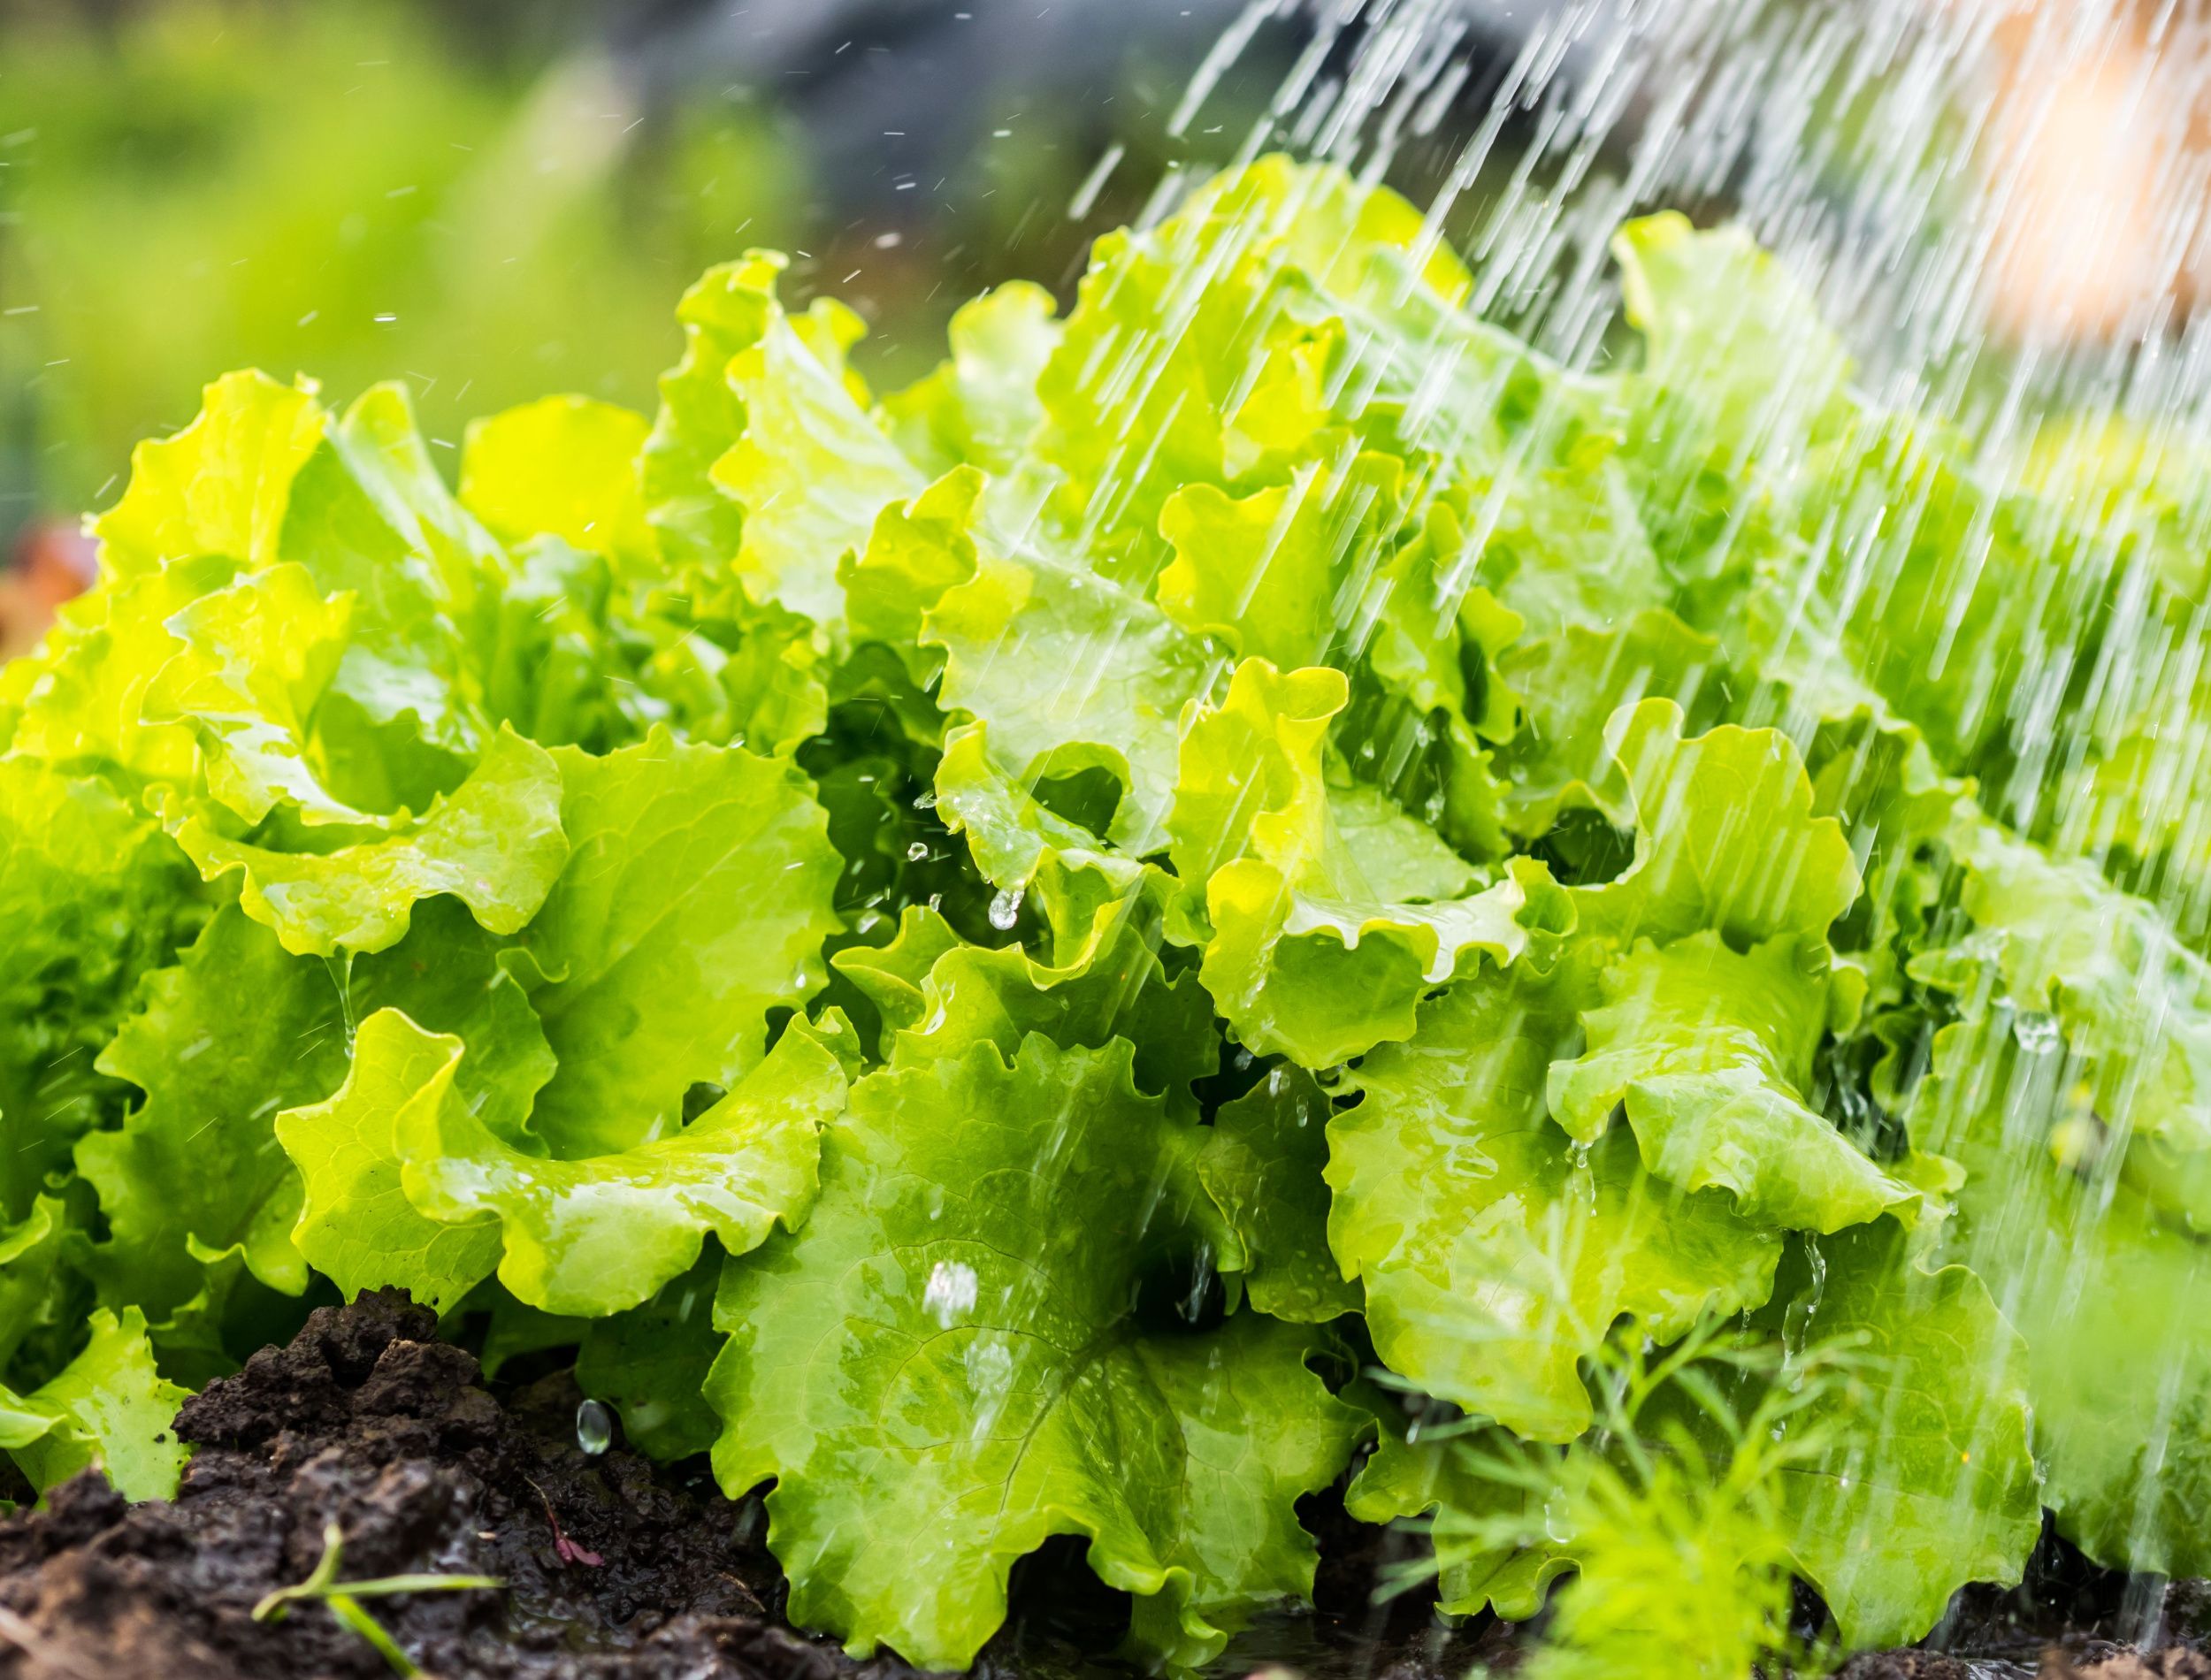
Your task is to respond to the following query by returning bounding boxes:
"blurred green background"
[0,0,777,529]
[0,0,1242,551]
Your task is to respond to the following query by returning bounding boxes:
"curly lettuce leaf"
[507,730,840,1157]
[1614,211,1851,481]
[711,291,922,623]
[398,1015,848,1317]
[78,906,341,1314]
[927,543,1220,856]
[1577,699,1860,949]
[833,854,1214,1115]
[838,466,983,668]
[1928,814,2211,1174]
[1329,956,1780,1441]
[170,724,568,958]
[1195,1065,1358,1323]
[930,721,1108,891]
[1157,453,1408,673]
[707,1035,1361,1669]
[141,561,360,826]
[275,1009,503,1314]
[639,253,783,577]
[1343,1407,1572,1620]
[1036,155,1465,583]
[1493,610,1722,836]
[0,760,202,1218]
[884,281,1059,477]
[459,395,654,571]
[275,897,558,1311]
[1912,1012,2211,1577]
[89,370,325,578]
[1756,1223,2040,1648]
[2,554,231,783]
[276,383,500,782]
[0,1200,71,1381]
[1174,659,1568,1065]
[1548,932,1919,1233]
[85,896,555,1318]
[0,1306,190,1501]
[574,1249,724,1460]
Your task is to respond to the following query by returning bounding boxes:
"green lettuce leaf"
[0,1306,190,1502]
[1156,453,1408,672]
[706,1035,1362,1669]
[1756,1223,2041,1648]
[833,853,1214,1115]
[1547,932,1918,1233]
[710,290,921,623]
[1343,1407,1572,1620]
[0,759,202,1218]
[1614,211,1850,481]
[169,724,568,958]
[1576,699,1860,949]
[926,544,1221,856]
[275,1009,502,1314]
[1035,155,1466,584]
[639,254,783,577]
[1329,956,1780,1440]
[838,466,983,669]
[1195,1065,1358,1323]
[883,281,1059,477]
[1931,814,2211,1168]
[1493,610,1722,837]
[88,370,325,578]
[2,554,230,783]
[140,560,360,826]
[459,395,654,571]
[398,1015,848,1317]
[931,721,1109,891]
[0,1199,71,1381]
[275,900,560,1311]
[1911,1012,2211,1577]
[1174,658,1569,1065]
[574,1250,724,1460]
[507,730,840,1157]
[86,896,554,1317]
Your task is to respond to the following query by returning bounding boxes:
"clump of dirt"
[0,1291,873,1680]
[0,1291,2195,1680]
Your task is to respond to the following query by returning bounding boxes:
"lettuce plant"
[0,156,2205,1670]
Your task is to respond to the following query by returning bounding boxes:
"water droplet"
[911,790,938,811]
[923,1260,979,1327]
[2014,1013,2062,1055]
[1541,1485,1574,1545]
[575,1399,613,1456]
[906,841,930,862]
[987,887,1023,930]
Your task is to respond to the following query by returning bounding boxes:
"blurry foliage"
[0,0,803,531]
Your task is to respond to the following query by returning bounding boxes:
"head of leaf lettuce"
[0,155,2203,1676]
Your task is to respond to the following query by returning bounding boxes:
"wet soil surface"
[0,1292,2194,1680]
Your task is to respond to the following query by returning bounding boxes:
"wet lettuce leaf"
[705,1036,1362,1670]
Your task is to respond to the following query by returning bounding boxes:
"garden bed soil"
[0,1293,2192,1680]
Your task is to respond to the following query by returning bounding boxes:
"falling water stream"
[1049,1,2211,1671]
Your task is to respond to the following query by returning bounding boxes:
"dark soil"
[0,1292,2193,1680]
